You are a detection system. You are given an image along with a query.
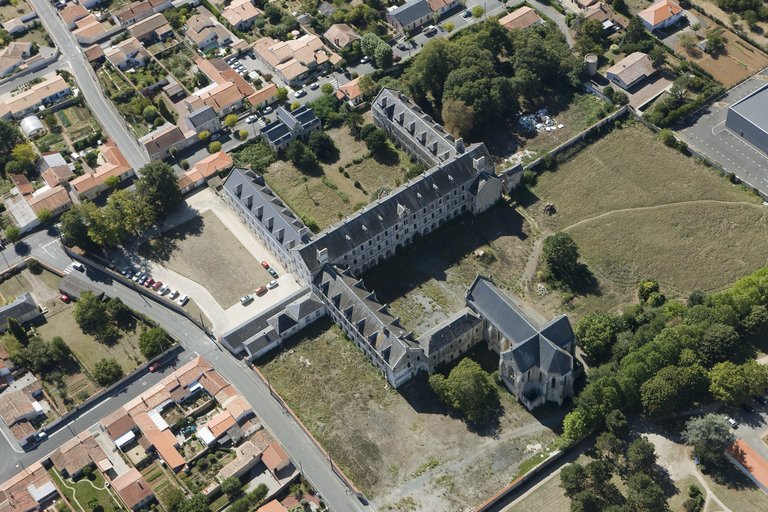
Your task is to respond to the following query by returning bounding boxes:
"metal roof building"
[726,83,768,155]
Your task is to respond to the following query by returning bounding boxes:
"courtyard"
[258,321,562,512]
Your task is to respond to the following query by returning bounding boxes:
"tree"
[682,414,735,467]
[142,105,158,124]
[360,33,391,68]
[741,305,768,342]
[104,175,120,189]
[220,477,243,499]
[542,232,580,283]
[7,318,28,345]
[442,98,476,138]
[638,280,660,304]
[139,327,169,359]
[698,323,739,367]
[575,312,617,361]
[135,161,182,217]
[11,143,37,169]
[307,130,336,160]
[649,46,666,68]
[679,33,698,54]
[641,364,708,416]
[36,209,53,224]
[625,472,667,512]
[73,292,108,335]
[208,141,222,153]
[357,74,377,98]
[238,129,248,141]
[626,437,658,475]
[177,495,209,512]
[595,431,624,465]
[363,127,389,154]
[198,130,210,141]
[428,358,499,422]
[709,360,768,404]
[471,4,484,17]
[321,83,334,95]
[705,30,726,55]
[276,87,289,102]
[604,409,628,437]
[344,110,364,138]
[49,336,72,362]
[576,18,606,55]
[0,119,23,157]
[285,140,318,172]
[5,226,20,244]
[93,358,123,386]
[224,114,239,129]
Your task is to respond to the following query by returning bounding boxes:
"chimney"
[455,137,465,153]
[317,247,328,264]
[473,156,487,171]
[380,96,388,108]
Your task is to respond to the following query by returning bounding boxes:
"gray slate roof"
[0,292,39,327]
[416,309,482,356]
[389,0,432,27]
[184,106,218,131]
[297,144,491,275]
[373,88,457,166]
[467,276,574,376]
[262,106,319,145]
[316,266,417,371]
[223,168,310,251]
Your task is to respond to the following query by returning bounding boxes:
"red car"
[144,278,155,288]
[148,359,166,372]
[152,281,163,291]
[261,261,270,269]
[255,286,267,296]
[60,294,70,304]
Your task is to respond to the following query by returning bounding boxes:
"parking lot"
[678,70,768,196]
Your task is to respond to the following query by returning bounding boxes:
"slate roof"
[262,106,319,146]
[297,143,490,276]
[373,88,457,166]
[416,309,482,356]
[467,276,574,376]
[388,0,432,27]
[0,293,39,327]
[184,106,218,131]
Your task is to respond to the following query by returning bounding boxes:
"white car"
[177,294,189,306]
[309,82,320,90]
[293,89,306,98]
[246,115,257,123]
[267,280,279,289]
[264,106,273,114]
[169,290,180,300]
[726,416,738,429]
[158,285,169,295]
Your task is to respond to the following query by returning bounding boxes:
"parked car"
[261,261,270,269]
[177,294,189,306]
[121,267,132,276]
[264,106,273,114]
[741,403,755,414]
[152,281,163,291]
[294,89,306,98]
[424,25,437,36]
[60,294,71,304]
[360,56,369,64]
[309,82,319,90]
[397,43,408,51]
[169,290,180,300]
[240,294,254,305]
[255,286,267,296]
[149,359,168,372]
[246,115,257,123]
[158,285,169,295]
[267,280,279,289]
[754,395,768,406]
[463,9,472,17]
[144,278,155,288]
[133,272,143,282]
[268,268,278,278]
[726,416,738,428]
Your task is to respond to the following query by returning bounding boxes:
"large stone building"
[221,89,574,408]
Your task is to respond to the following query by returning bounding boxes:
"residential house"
[638,0,683,32]
[26,186,73,217]
[104,37,150,71]
[335,77,364,107]
[101,409,139,448]
[39,152,75,188]
[185,10,234,52]
[49,432,109,479]
[248,82,277,109]
[138,122,192,161]
[84,44,106,64]
[0,463,59,512]
[253,34,341,86]
[178,104,221,135]
[196,410,236,446]
[317,1,336,18]
[185,82,244,116]
[498,6,543,31]
[323,23,360,50]
[71,140,135,200]
[2,18,27,37]
[177,150,232,194]
[111,469,154,511]
[583,2,626,31]
[386,0,433,33]
[256,501,288,512]
[9,174,33,196]
[60,3,89,30]
[260,105,320,151]
[426,0,461,17]
[0,73,72,120]
[113,0,172,27]
[0,389,44,445]
[576,0,599,7]
[0,293,42,332]
[221,0,262,30]
[606,51,655,90]
[128,13,173,43]
[133,412,186,471]
[0,42,32,79]
[73,14,121,45]
[466,276,576,409]
[261,442,291,476]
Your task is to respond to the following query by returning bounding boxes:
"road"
[0,230,372,512]
[26,0,148,172]
[0,58,64,96]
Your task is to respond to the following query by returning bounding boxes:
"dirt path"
[561,199,766,232]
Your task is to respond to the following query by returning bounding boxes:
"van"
[177,294,189,306]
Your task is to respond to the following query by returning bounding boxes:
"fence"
[524,105,630,171]
[249,365,370,505]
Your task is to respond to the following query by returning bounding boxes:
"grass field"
[529,121,767,315]
[0,2,29,23]
[142,211,269,307]
[258,320,560,512]
[36,302,148,375]
[264,125,414,231]
[0,272,32,305]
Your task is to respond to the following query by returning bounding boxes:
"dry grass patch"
[0,273,32,306]
[258,321,560,512]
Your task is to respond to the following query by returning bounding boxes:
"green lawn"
[49,468,122,512]
[0,272,31,305]
[502,471,570,512]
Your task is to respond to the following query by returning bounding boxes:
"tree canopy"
[139,327,170,359]
[93,358,124,386]
[135,161,182,217]
[429,358,499,422]
[682,414,735,467]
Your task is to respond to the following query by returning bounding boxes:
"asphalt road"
[0,58,64,96]
[27,0,148,172]
[0,230,372,512]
